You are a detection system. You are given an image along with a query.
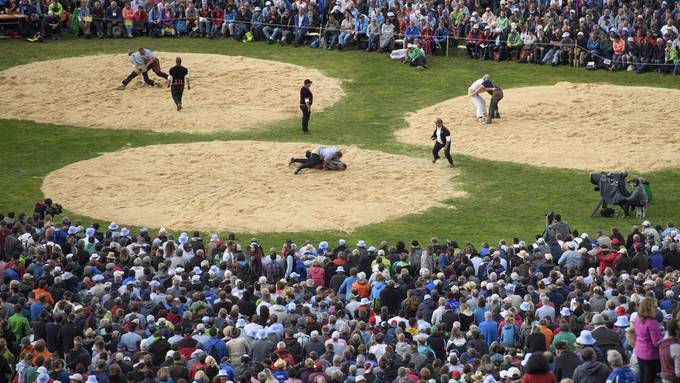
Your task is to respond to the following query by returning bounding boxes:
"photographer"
[34,198,61,219]
[622,178,648,217]
[543,212,570,241]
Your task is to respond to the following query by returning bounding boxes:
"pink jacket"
[310,266,325,288]
[633,316,664,360]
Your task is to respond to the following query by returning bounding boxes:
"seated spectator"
[433,21,448,55]
[122,2,134,38]
[337,12,354,50]
[378,16,395,53]
[250,7,263,41]
[366,17,380,52]
[77,2,92,38]
[91,0,104,38]
[105,1,124,38]
[293,7,308,47]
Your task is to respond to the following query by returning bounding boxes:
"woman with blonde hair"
[633,297,663,383]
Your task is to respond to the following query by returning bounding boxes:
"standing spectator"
[573,347,611,383]
[633,297,663,383]
[521,353,556,383]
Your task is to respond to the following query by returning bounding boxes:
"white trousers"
[470,94,486,118]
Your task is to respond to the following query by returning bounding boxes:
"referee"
[431,118,454,167]
[167,57,190,111]
[300,79,313,134]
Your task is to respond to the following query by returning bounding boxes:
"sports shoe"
[176,103,182,111]
[116,85,126,90]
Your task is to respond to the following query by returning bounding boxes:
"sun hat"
[614,315,629,327]
[108,222,119,230]
[508,367,521,379]
[576,330,595,345]
[69,373,84,382]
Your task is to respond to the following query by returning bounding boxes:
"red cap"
[452,371,462,379]
[615,306,626,315]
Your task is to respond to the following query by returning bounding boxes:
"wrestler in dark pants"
[486,87,503,124]
[168,57,190,111]
[122,70,155,86]
[148,60,169,79]
[291,152,322,174]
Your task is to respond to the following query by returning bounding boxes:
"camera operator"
[622,178,648,217]
[543,212,571,241]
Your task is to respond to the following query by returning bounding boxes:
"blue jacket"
[404,25,420,40]
[649,252,664,270]
[434,27,448,43]
[479,319,499,346]
[204,336,228,360]
[354,16,368,32]
[294,13,308,32]
[224,9,236,22]
[587,37,601,53]
[338,276,358,300]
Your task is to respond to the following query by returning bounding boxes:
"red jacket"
[310,266,325,288]
[595,249,620,275]
[521,372,556,383]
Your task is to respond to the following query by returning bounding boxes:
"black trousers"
[122,70,155,86]
[433,142,453,165]
[637,357,660,383]
[294,153,322,172]
[148,61,169,79]
[300,105,311,132]
[171,84,184,106]
[487,96,501,123]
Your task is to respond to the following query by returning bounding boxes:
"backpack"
[500,324,517,347]
[295,258,307,280]
[204,338,222,361]
[112,25,124,38]
[149,25,162,37]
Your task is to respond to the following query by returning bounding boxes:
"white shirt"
[435,126,451,144]
[319,147,338,161]
[468,78,485,96]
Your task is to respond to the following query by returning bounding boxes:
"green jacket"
[666,47,678,63]
[8,313,30,341]
[507,32,521,48]
[551,330,577,352]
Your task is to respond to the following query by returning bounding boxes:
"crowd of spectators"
[3,0,680,73]
[1,203,680,383]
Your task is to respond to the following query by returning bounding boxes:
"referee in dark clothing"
[167,57,190,111]
[431,118,454,167]
[300,79,313,134]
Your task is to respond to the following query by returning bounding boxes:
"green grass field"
[2,37,679,248]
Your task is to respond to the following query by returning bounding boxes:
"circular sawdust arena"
[42,141,464,233]
[0,53,343,134]
[396,82,680,172]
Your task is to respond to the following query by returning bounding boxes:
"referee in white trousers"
[468,74,497,123]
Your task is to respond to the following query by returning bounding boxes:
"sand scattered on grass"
[0,53,343,133]
[396,82,680,172]
[42,140,464,233]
